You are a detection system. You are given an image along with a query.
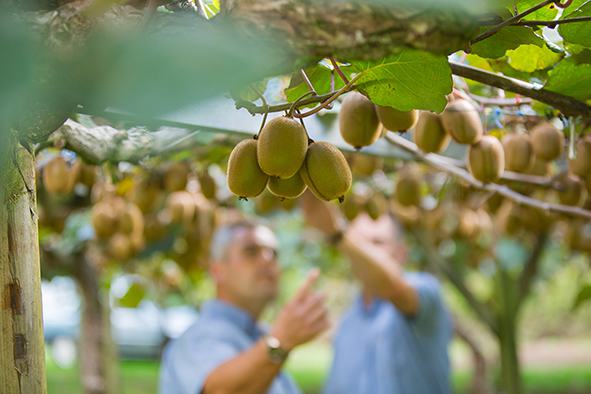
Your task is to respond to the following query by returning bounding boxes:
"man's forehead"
[237,225,278,248]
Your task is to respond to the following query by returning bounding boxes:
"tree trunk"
[0,143,47,394]
[74,254,117,394]
[454,320,491,394]
[496,267,523,394]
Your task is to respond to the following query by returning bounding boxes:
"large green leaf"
[506,44,562,72]
[545,59,591,101]
[471,27,544,59]
[352,50,452,112]
[559,2,591,48]
[512,0,559,21]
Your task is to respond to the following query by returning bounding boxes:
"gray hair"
[209,220,260,263]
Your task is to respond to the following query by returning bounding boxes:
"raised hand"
[270,269,330,351]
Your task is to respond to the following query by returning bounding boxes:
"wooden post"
[0,142,47,394]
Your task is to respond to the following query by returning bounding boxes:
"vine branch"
[449,61,591,119]
[515,16,591,27]
[471,0,556,44]
[517,232,549,307]
[384,133,591,221]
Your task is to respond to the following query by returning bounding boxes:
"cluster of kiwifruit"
[89,161,217,269]
[338,91,419,149]
[227,114,352,203]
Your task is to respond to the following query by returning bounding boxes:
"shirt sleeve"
[406,273,445,337]
[160,332,239,394]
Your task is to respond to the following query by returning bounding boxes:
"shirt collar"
[201,299,264,339]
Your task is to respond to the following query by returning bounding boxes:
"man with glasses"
[160,220,329,394]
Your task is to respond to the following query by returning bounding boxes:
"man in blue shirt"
[303,196,453,394]
[160,220,329,394]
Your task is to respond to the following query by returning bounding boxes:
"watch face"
[266,336,288,363]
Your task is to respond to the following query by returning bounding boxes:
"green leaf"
[471,27,544,59]
[572,283,591,311]
[284,63,347,103]
[513,0,560,21]
[559,2,591,48]
[545,59,591,101]
[506,44,562,72]
[352,50,452,112]
[117,281,146,308]
[231,79,269,102]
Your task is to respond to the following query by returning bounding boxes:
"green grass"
[47,351,591,394]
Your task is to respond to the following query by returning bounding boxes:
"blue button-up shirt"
[324,272,453,394]
[159,300,301,394]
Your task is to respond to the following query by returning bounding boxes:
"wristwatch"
[264,335,290,364]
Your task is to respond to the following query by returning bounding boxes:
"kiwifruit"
[43,156,76,195]
[79,162,97,188]
[351,154,383,177]
[440,99,483,144]
[365,193,388,220]
[390,200,420,228]
[557,174,584,206]
[339,91,381,149]
[568,135,591,178]
[375,105,418,132]
[468,136,505,183]
[394,165,422,207]
[119,203,144,235]
[527,157,551,176]
[502,133,532,172]
[341,192,362,221]
[257,116,308,178]
[164,162,190,192]
[131,176,163,213]
[92,200,121,239]
[166,191,196,224]
[268,173,307,199]
[227,139,269,198]
[413,111,450,153]
[457,208,479,238]
[198,169,217,200]
[299,141,352,202]
[108,233,134,261]
[254,189,280,215]
[530,122,563,161]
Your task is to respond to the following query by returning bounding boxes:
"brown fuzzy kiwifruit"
[43,156,80,195]
[568,134,591,178]
[166,191,197,224]
[119,203,144,235]
[164,162,190,192]
[91,197,126,239]
[78,162,97,188]
[468,136,505,183]
[198,169,217,200]
[375,105,418,132]
[299,141,352,202]
[131,176,163,214]
[456,208,479,238]
[351,154,383,177]
[108,233,134,261]
[394,165,422,207]
[502,133,532,173]
[530,121,563,161]
[440,99,483,144]
[341,192,362,221]
[557,174,584,206]
[365,192,388,221]
[527,157,551,176]
[227,139,269,198]
[339,91,381,149]
[268,173,307,199]
[143,213,169,242]
[257,116,308,178]
[413,111,450,153]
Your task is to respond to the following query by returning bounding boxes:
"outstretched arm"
[203,271,329,394]
[301,193,418,316]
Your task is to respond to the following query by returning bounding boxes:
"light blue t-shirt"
[159,300,301,394]
[324,272,453,394]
